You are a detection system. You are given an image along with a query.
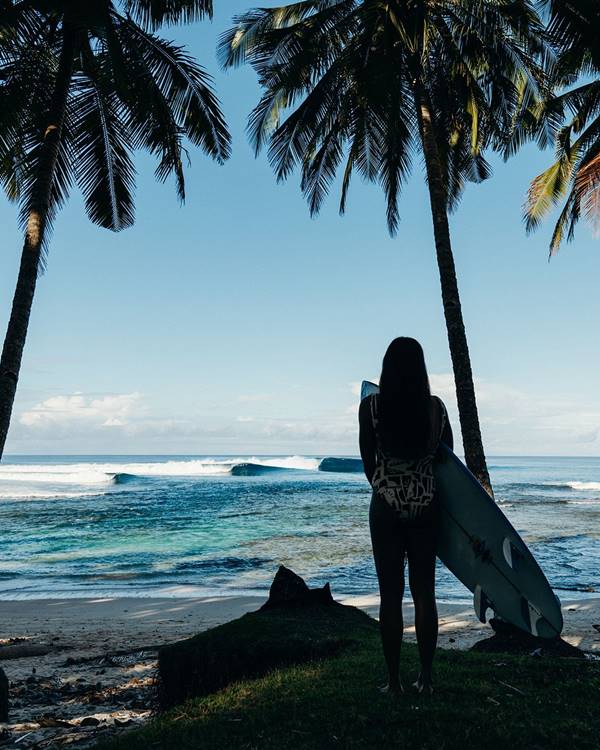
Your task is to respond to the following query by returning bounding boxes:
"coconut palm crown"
[0,0,230,244]
[0,1,230,457]
[220,0,547,494]
[525,0,600,255]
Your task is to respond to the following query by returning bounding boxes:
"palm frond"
[300,125,344,215]
[111,18,190,200]
[219,2,354,69]
[571,142,600,237]
[123,0,213,29]
[72,63,136,231]
[525,153,576,233]
[548,192,577,256]
[222,0,548,235]
[119,20,230,163]
[17,101,76,270]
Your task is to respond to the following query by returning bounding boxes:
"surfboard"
[361,381,563,639]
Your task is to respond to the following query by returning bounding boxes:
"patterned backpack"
[370,394,446,519]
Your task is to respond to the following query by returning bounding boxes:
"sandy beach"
[0,594,598,748]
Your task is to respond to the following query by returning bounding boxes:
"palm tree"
[525,1,600,254]
[0,1,230,458]
[220,0,547,496]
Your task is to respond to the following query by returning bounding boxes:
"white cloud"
[7,378,600,456]
[429,373,600,455]
[20,393,143,429]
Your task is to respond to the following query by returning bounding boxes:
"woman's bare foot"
[412,673,434,695]
[379,681,404,695]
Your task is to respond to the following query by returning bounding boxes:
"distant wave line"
[0,456,369,488]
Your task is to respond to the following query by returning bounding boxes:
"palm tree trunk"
[0,24,77,460]
[413,81,494,497]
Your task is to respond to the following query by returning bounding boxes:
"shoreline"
[0,595,598,747]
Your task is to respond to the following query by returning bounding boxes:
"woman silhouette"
[359,337,453,694]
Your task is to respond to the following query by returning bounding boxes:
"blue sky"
[1,2,599,456]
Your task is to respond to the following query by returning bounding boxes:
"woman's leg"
[369,495,407,692]
[406,525,438,691]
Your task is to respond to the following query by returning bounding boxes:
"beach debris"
[35,715,74,728]
[63,646,160,668]
[497,679,525,696]
[0,667,7,722]
[592,624,600,633]
[114,717,133,727]
[79,716,100,726]
[0,645,51,661]
[13,730,34,744]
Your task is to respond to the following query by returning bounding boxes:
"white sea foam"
[247,456,320,471]
[0,456,321,490]
[0,490,104,500]
[0,466,113,485]
[566,481,600,491]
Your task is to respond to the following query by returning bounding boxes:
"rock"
[0,667,8,722]
[36,715,73,728]
[592,624,600,633]
[260,565,334,610]
[158,567,376,710]
[471,617,585,658]
[80,716,100,726]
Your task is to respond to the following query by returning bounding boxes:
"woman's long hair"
[378,337,432,458]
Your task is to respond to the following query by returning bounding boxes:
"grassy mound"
[97,610,599,750]
[158,602,376,709]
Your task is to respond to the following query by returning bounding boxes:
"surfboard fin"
[502,538,524,571]
[520,597,548,638]
[474,585,493,624]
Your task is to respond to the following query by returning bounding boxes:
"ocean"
[0,455,598,602]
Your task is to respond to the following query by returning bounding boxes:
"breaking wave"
[318,457,363,473]
[0,456,323,493]
[566,481,600,491]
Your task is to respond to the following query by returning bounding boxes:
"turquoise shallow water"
[0,455,598,601]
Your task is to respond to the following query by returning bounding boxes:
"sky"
[1,2,600,457]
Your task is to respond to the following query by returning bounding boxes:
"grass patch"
[157,603,377,708]
[96,612,599,750]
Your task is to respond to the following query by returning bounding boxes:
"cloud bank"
[5,375,600,455]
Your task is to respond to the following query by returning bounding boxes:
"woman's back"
[360,337,454,695]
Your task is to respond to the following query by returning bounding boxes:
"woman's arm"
[359,397,376,484]
[439,400,453,451]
